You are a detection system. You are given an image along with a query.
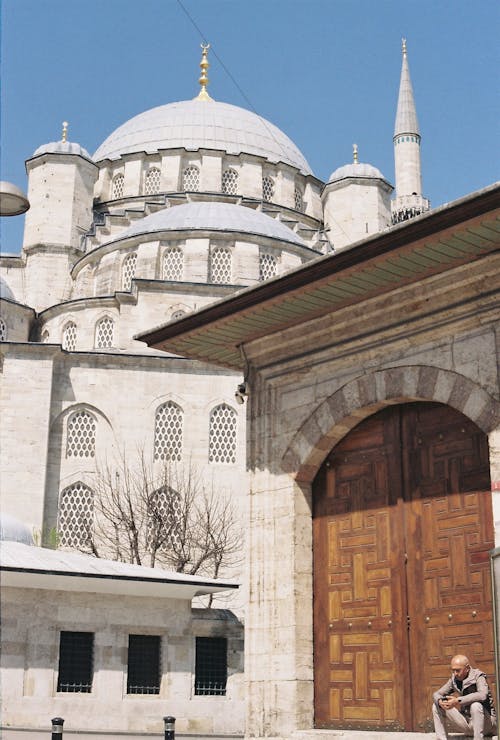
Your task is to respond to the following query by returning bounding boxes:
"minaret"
[392,38,429,223]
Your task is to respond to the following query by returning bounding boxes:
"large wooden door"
[313,402,494,731]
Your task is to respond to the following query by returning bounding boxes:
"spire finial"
[195,43,213,101]
[402,37,407,56]
[62,121,68,143]
[353,143,359,164]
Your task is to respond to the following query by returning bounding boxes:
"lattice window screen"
[262,176,274,202]
[66,411,96,458]
[294,185,304,212]
[209,404,237,464]
[144,168,161,195]
[222,168,238,195]
[58,482,94,547]
[112,174,124,199]
[62,322,77,351]
[95,317,114,348]
[0,318,7,341]
[122,253,137,291]
[163,247,183,281]
[259,252,277,281]
[210,246,232,284]
[182,166,200,192]
[154,402,183,461]
[147,486,181,551]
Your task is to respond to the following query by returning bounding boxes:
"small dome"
[32,140,93,160]
[0,275,17,301]
[94,99,312,175]
[0,513,33,545]
[105,202,307,247]
[328,162,386,183]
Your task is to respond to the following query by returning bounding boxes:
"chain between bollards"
[51,717,64,739]
[163,715,176,739]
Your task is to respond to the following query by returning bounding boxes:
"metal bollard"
[51,717,64,739]
[163,715,175,739]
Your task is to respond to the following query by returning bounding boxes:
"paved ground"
[1,733,242,740]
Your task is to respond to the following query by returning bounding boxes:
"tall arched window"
[162,247,184,281]
[222,168,238,195]
[144,167,161,195]
[62,321,77,351]
[0,317,7,341]
[95,316,114,348]
[209,246,232,284]
[147,486,181,551]
[209,404,237,464]
[154,401,183,462]
[122,252,137,291]
[112,173,124,199]
[66,410,96,458]
[294,185,304,212]
[262,175,274,202]
[58,482,94,548]
[182,165,200,192]
[259,252,277,281]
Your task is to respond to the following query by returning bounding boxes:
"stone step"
[292,732,498,740]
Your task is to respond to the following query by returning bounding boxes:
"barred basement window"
[209,404,237,464]
[183,165,200,192]
[294,185,304,212]
[259,252,277,281]
[209,246,232,284]
[112,173,124,199]
[62,321,77,351]
[222,168,238,195]
[154,401,183,461]
[144,167,161,195]
[66,410,96,458]
[147,486,181,551]
[58,482,94,547]
[163,247,183,281]
[122,252,137,291]
[57,631,94,693]
[0,317,7,341]
[195,637,227,696]
[95,316,114,348]
[262,175,274,202]
[127,635,161,695]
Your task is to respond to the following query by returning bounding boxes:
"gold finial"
[353,143,359,164]
[62,121,68,143]
[402,37,407,56]
[195,43,213,101]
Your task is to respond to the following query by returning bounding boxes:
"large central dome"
[93,99,312,175]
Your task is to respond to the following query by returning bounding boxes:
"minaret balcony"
[391,193,430,224]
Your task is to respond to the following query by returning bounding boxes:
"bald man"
[432,654,497,739]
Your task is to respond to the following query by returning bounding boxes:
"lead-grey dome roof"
[32,140,92,160]
[105,202,306,247]
[93,99,312,175]
[328,162,386,183]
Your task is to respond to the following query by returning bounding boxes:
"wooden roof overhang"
[138,184,500,371]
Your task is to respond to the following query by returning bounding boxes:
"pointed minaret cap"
[194,43,214,102]
[394,37,420,137]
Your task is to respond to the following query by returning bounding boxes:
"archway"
[313,401,494,731]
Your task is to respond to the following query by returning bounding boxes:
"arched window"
[162,247,183,281]
[147,486,181,551]
[294,185,304,212]
[66,410,96,458]
[171,309,186,320]
[144,167,161,195]
[62,321,77,351]
[58,482,94,548]
[209,246,232,284]
[41,329,50,343]
[95,316,114,349]
[112,173,124,199]
[0,317,7,341]
[182,165,200,192]
[222,168,238,195]
[122,252,137,291]
[209,404,237,464]
[262,175,274,202]
[154,401,183,462]
[259,252,277,281]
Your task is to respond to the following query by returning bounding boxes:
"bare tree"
[81,452,242,580]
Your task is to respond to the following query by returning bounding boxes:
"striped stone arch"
[282,365,500,483]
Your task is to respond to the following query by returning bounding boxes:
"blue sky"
[1,0,499,252]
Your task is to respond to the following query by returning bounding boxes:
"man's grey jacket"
[433,667,496,719]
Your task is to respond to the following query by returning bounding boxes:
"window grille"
[222,168,238,195]
[58,482,94,547]
[163,247,183,281]
[209,246,232,284]
[122,253,137,291]
[183,166,200,192]
[66,410,96,458]
[147,486,181,551]
[144,167,161,195]
[0,317,7,341]
[57,631,94,693]
[259,252,277,281]
[95,316,114,348]
[62,321,77,351]
[195,637,227,696]
[294,185,304,212]
[127,635,161,695]
[112,174,124,199]
[262,175,274,202]
[154,402,183,461]
[209,404,237,464]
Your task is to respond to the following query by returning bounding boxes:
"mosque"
[1,39,499,739]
